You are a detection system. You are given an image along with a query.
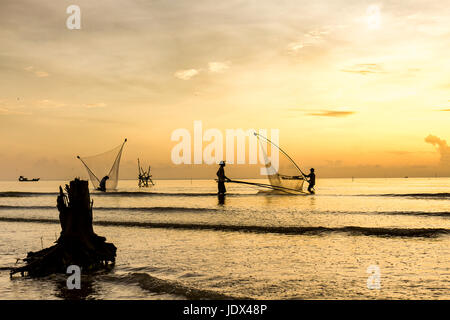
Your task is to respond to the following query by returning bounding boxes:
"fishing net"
[256,133,307,194]
[77,139,127,190]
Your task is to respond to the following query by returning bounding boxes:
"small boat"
[18,176,40,182]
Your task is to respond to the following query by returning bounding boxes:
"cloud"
[287,28,330,54]
[175,62,230,80]
[438,109,450,112]
[0,107,30,115]
[83,102,107,108]
[37,99,106,109]
[306,110,355,117]
[425,134,450,165]
[24,66,49,78]
[34,71,49,78]
[174,69,200,80]
[37,99,66,109]
[208,62,230,73]
[386,151,416,155]
[287,41,309,53]
[0,99,31,115]
[341,63,385,75]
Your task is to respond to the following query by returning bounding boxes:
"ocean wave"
[94,192,221,197]
[0,191,253,198]
[4,190,450,199]
[370,193,450,199]
[1,205,447,218]
[0,192,57,197]
[102,272,243,300]
[325,210,450,218]
[0,217,448,238]
[0,205,217,213]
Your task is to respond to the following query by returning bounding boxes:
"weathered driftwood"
[10,179,116,277]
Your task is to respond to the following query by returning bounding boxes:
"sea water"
[0,178,448,299]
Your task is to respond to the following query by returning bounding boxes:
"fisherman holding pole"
[305,168,316,194]
[216,161,230,195]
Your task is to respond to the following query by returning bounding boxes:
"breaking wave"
[102,272,243,300]
[0,217,448,238]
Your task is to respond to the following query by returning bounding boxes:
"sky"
[0,0,449,180]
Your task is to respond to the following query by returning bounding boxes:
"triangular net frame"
[77,139,127,190]
[256,133,307,194]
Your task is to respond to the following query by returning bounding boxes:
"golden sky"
[0,0,449,179]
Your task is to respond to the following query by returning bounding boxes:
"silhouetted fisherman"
[98,176,109,192]
[216,161,230,195]
[305,168,315,194]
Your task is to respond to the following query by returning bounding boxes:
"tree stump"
[10,179,116,277]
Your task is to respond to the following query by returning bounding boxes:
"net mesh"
[78,139,126,190]
[257,134,306,194]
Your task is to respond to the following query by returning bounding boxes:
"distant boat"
[18,176,40,182]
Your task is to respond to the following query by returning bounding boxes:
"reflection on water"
[55,275,96,300]
[218,194,225,206]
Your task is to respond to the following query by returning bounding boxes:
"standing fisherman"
[216,161,230,195]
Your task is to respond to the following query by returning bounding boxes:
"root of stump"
[10,179,117,278]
